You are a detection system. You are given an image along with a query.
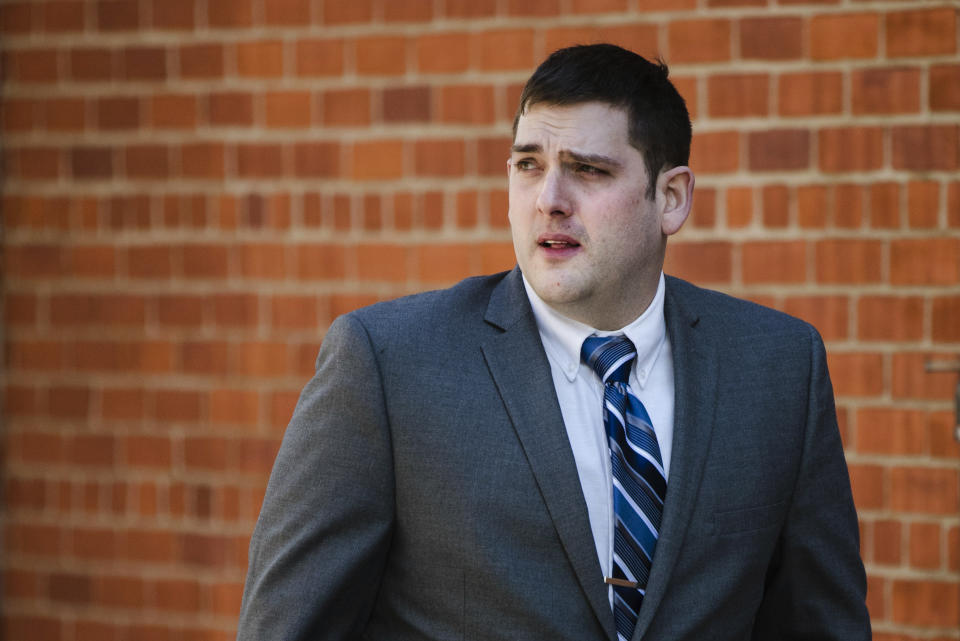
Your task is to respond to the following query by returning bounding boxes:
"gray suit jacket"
[237,268,870,640]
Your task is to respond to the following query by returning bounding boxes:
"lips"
[537,234,580,249]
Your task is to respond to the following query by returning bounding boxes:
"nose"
[535,168,573,217]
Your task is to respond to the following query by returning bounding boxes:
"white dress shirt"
[522,272,676,585]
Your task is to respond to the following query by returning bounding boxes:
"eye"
[513,158,538,171]
[575,163,605,176]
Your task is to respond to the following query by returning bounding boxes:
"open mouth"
[539,239,580,249]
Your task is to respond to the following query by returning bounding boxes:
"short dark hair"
[513,43,691,198]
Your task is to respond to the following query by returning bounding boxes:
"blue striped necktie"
[581,335,666,641]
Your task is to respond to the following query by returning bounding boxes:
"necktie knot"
[581,335,637,385]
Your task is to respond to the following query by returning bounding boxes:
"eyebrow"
[510,143,623,169]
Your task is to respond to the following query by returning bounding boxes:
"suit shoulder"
[340,270,510,337]
[665,275,817,341]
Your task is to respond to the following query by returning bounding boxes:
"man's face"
[508,101,671,330]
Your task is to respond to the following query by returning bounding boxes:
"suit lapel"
[481,268,617,641]
[632,277,719,639]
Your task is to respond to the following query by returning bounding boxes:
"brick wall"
[1,1,958,639]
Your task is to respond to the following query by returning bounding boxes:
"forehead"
[513,102,632,155]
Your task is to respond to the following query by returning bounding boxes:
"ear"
[657,166,695,236]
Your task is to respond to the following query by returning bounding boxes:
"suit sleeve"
[752,326,871,640]
[236,313,394,640]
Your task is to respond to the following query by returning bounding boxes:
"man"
[237,44,870,640]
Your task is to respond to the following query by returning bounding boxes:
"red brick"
[236,40,284,77]
[909,522,941,569]
[811,13,879,60]
[950,182,960,228]
[264,0,312,24]
[265,91,313,128]
[97,0,139,30]
[949,527,960,571]
[235,342,289,377]
[126,145,169,179]
[891,467,960,515]
[506,0,560,15]
[892,352,959,401]
[356,36,407,75]
[932,296,960,342]
[783,296,849,341]
[181,340,229,375]
[760,185,788,228]
[832,184,864,229]
[15,146,61,180]
[857,407,927,455]
[415,244,476,284]
[236,144,284,178]
[4,243,64,279]
[872,519,901,565]
[859,296,924,342]
[180,142,225,178]
[206,91,253,126]
[818,127,883,173]
[125,436,172,468]
[668,19,731,63]
[848,464,885,510]
[740,17,802,60]
[69,146,114,179]
[892,125,959,171]
[816,239,882,284]
[271,296,320,329]
[151,0,194,29]
[153,389,202,422]
[296,38,344,76]
[3,98,37,132]
[208,0,253,27]
[439,85,496,124]
[97,96,140,130]
[708,74,768,117]
[852,68,921,114]
[690,131,739,174]
[748,129,809,171]
[477,29,536,70]
[891,238,960,285]
[352,140,403,180]
[779,72,843,116]
[323,88,371,126]
[69,48,114,81]
[931,64,960,111]
[827,352,884,397]
[383,86,431,123]
[356,243,408,282]
[906,180,940,228]
[742,241,806,284]
[183,243,229,278]
[209,389,259,426]
[415,139,465,177]
[886,8,957,58]
[323,0,373,24]
[385,0,433,21]
[416,33,470,73]
[121,47,167,80]
[867,182,900,229]
[293,142,340,178]
[44,97,87,130]
[3,616,61,641]
[180,43,223,78]
[296,244,347,280]
[663,241,733,284]
[42,1,84,31]
[724,186,752,227]
[12,48,59,83]
[893,579,960,627]
[150,94,197,129]
[0,2,33,33]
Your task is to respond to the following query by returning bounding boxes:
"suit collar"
[633,276,719,638]
[482,267,618,641]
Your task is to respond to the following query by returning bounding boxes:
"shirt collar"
[522,272,668,388]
